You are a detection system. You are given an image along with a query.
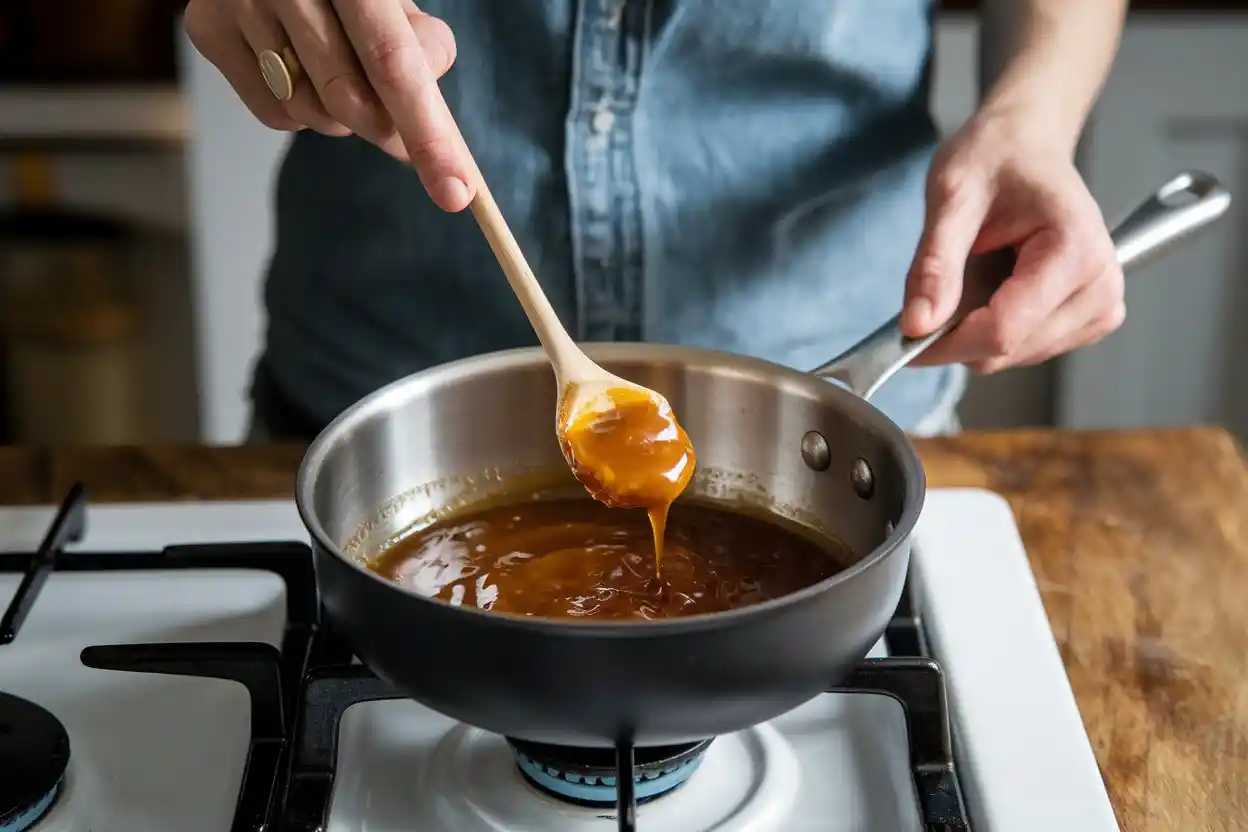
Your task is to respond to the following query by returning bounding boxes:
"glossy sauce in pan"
[369,498,851,621]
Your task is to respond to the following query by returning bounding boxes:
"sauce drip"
[559,387,695,575]
[370,498,847,620]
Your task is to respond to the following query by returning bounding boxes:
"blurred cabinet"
[1061,18,1248,438]
[0,0,184,84]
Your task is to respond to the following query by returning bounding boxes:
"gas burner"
[507,738,713,806]
[410,722,799,831]
[0,692,70,832]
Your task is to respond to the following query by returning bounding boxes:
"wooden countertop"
[0,427,1244,831]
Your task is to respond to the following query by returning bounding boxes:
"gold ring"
[258,46,302,102]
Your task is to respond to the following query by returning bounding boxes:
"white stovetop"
[0,489,1119,832]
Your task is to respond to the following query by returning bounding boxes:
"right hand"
[185,0,478,212]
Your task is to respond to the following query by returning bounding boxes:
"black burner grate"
[0,485,972,831]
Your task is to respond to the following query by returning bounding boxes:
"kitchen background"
[0,1,1244,446]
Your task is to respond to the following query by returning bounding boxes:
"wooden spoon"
[468,181,696,549]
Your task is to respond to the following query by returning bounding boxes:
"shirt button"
[591,110,616,135]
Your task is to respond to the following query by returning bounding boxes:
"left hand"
[900,112,1124,374]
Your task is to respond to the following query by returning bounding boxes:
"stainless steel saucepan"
[295,170,1229,755]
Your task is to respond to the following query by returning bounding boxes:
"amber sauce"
[558,387,695,577]
[369,498,849,620]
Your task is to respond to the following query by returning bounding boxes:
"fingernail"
[908,297,933,327]
[432,176,471,210]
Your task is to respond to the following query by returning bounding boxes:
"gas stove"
[0,486,1119,831]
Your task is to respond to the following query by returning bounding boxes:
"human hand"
[899,113,1123,373]
[185,0,477,212]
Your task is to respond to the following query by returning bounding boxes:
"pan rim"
[296,342,926,636]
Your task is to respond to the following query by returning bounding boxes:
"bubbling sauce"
[559,387,696,576]
[369,498,849,621]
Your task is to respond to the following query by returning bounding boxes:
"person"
[184,0,1128,442]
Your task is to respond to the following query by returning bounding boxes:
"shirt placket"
[567,0,649,342]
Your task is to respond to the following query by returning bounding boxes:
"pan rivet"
[800,431,831,471]
[850,458,875,500]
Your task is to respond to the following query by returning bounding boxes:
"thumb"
[901,176,990,338]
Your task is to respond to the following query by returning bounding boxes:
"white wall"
[181,34,290,444]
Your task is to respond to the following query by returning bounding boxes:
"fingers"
[915,229,1123,373]
[353,3,456,157]
[235,0,350,136]
[270,0,392,142]
[185,0,304,131]
[897,116,1127,374]
[916,227,1079,367]
[186,0,468,194]
[976,271,1125,372]
[332,0,477,211]
[900,162,992,338]
[404,2,457,78]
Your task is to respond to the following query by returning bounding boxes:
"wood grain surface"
[0,427,1243,831]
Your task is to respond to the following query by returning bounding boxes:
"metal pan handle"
[811,171,1233,400]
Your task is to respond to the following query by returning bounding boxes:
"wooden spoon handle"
[470,182,591,380]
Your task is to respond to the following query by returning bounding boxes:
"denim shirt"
[260,0,965,433]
